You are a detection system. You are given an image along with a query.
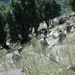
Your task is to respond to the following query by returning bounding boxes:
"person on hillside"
[12,49,22,68]
[17,34,23,53]
[18,34,23,44]
[43,29,48,38]
[58,30,66,43]
[66,23,72,33]
[40,36,49,56]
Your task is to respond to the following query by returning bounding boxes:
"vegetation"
[44,0,61,26]
[1,32,75,75]
[0,0,61,44]
[68,0,75,11]
[0,2,10,49]
[1,0,75,75]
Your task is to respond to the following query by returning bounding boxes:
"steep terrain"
[0,13,75,75]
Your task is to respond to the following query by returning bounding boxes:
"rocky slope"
[0,12,75,75]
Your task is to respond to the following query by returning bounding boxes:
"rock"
[53,18,59,26]
[12,50,21,60]
[59,17,67,25]
[0,69,23,75]
[5,53,13,59]
[50,31,59,39]
[67,65,75,71]
[71,12,75,16]
[38,21,47,31]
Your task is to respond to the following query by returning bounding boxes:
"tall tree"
[9,0,44,43]
[6,8,19,42]
[67,0,75,11]
[9,0,30,43]
[27,0,41,34]
[6,0,61,43]
[0,11,10,49]
[44,0,61,27]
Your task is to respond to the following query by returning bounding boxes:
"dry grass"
[0,32,75,75]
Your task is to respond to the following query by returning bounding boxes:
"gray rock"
[0,69,23,75]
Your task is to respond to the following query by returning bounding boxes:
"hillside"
[0,12,75,75]
[0,31,75,75]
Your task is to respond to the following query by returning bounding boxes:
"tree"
[8,0,29,42]
[8,0,44,43]
[0,2,10,49]
[0,2,5,11]
[68,0,75,11]
[6,8,19,42]
[0,11,10,49]
[26,0,42,34]
[6,0,61,43]
[44,0,61,27]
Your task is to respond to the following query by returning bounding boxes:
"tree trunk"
[45,20,49,27]
[1,43,10,49]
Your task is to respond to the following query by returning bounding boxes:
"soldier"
[49,19,54,28]
[12,50,22,68]
[66,23,72,33]
[40,36,49,56]
[18,34,23,44]
[17,34,23,53]
[18,46,23,54]
[58,30,66,43]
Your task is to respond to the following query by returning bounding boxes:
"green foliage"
[6,9,18,42]
[67,0,75,11]
[0,0,61,43]
[0,2,6,43]
[0,2,6,11]
[8,0,42,42]
[44,0,61,20]
[42,0,61,27]
[0,11,6,45]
